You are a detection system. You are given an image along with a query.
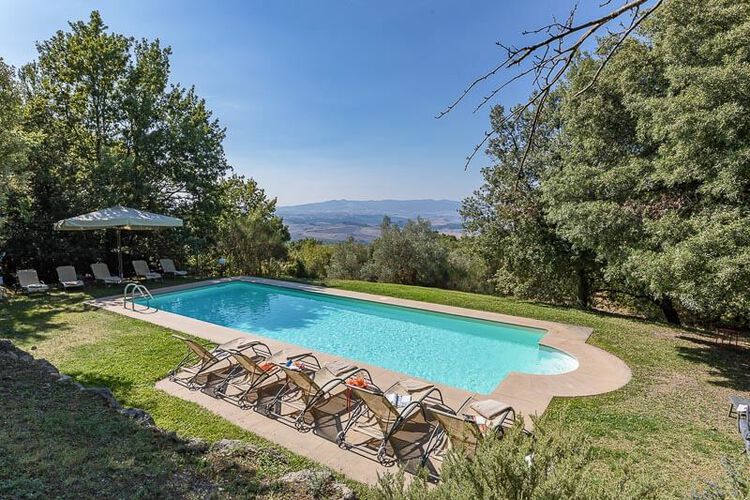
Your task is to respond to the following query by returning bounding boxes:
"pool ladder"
[123,283,153,311]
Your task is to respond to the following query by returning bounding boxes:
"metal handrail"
[123,283,153,310]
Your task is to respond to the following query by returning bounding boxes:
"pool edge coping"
[91,276,632,407]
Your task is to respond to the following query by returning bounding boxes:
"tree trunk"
[658,296,681,325]
[575,264,591,309]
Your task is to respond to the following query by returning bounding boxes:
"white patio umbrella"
[54,206,183,278]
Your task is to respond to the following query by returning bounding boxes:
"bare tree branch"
[443,0,664,170]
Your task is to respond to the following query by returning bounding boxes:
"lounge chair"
[132,260,162,281]
[17,269,49,293]
[424,397,516,461]
[169,335,260,389]
[729,395,750,454]
[56,266,84,290]
[265,359,367,432]
[338,378,446,466]
[91,263,123,286]
[160,258,188,277]
[215,346,317,409]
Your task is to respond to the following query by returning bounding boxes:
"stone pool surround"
[92,277,632,484]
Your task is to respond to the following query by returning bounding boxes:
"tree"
[362,217,449,287]
[439,0,664,169]
[462,101,600,307]
[287,239,332,279]
[545,0,750,325]
[326,237,370,280]
[215,175,290,276]
[3,11,231,276]
[0,59,33,245]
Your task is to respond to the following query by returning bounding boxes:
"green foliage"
[1,11,233,278]
[375,417,654,500]
[443,236,493,293]
[462,101,599,308]
[286,239,333,279]
[464,0,750,327]
[362,217,449,286]
[0,59,34,241]
[214,175,289,276]
[546,0,750,326]
[326,237,371,280]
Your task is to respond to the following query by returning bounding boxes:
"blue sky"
[0,0,599,205]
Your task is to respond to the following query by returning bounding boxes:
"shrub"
[375,417,655,500]
[362,217,449,287]
[287,239,332,280]
[326,237,370,280]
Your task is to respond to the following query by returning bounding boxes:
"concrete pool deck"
[93,277,631,484]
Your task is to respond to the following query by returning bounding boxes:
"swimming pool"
[143,281,578,393]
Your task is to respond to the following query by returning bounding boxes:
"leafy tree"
[362,217,449,286]
[326,237,370,280]
[0,59,34,246]
[3,11,230,277]
[443,236,493,294]
[215,175,289,276]
[287,239,332,279]
[217,215,289,276]
[545,0,750,325]
[462,102,600,307]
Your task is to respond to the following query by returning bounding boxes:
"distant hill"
[276,199,463,242]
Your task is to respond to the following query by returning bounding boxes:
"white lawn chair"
[17,269,49,293]
[132,260,162,280]
[56,266,84,290]
[91,263,124,286]
[160,258,188,277]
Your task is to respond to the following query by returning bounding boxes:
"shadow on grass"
[676,335,750,391]
[65,370,137,401]
[0,292,97,343]
[0,278,206,344]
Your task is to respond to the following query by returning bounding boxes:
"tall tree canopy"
[0,59,33,242]
[1,11,237,275]
[465,0,750,326]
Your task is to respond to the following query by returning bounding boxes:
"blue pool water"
[143,281,577,393]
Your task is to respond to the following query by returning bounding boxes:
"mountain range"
[276,199,463,242]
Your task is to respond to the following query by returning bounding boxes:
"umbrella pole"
[117,229,123,278]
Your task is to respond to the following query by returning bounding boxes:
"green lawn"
[1,279,747,498]
[325,280,747,497]
[0,281,338,499]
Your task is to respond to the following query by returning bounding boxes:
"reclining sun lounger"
[214,345,317,409]
[91,262,123,286]
[169,335,260,389]
[338,378,446,467]
[56,266,84,290]
[17,269,49,293]
[132,260,162,281]
[729,395,750,454]
[425,397,516,460]
[265,359,368,433]
[160,258,188,277]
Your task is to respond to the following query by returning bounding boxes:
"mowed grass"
[0,278,747,498]
[326,280,748,497]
